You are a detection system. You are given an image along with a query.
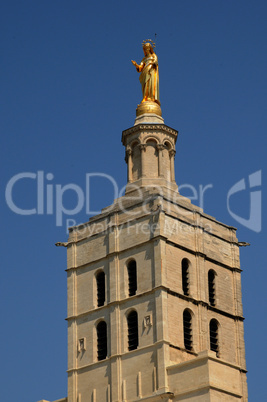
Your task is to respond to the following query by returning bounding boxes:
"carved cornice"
[122,124,178,144]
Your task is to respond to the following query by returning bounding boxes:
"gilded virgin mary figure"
[132,41,160,105]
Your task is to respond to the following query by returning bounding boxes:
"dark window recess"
[128,260,137,296]
[210,319,219,355]
[183,309,193,351]
[127,311,138,351]
[96,271,105,307]
[208,270,216,306]
[182,259,190,296]
[97,321,107,361]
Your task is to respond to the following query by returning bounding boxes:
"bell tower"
[41,41,248,402]
[122,120,178,195]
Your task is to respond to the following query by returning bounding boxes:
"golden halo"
[142,39,156,49]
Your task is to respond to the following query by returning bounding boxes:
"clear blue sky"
[1,1,266,401]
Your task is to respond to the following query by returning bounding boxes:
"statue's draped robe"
[138,53,160,104]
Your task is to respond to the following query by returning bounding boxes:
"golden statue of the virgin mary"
[132,40,162,116]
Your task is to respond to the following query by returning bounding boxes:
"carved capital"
[169,149,176,157]
[157,144,165,152]
[125,148,133,163]
[139,144,147,152]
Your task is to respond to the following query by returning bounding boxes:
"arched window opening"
[127,260,137,296]
[164,141,171,150]
[131,141,139,149]
[146,138,157,145]
[96,271,105,307]
[97,321,107,361]
[183,309,193,351]
[182,259,190,296]
[127,311,138,351]
[208,270,216,306]
[210,319,219,355]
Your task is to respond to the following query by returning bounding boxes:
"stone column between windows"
[157,144,165,177]
[108,213,119,303]
[110,304,122,401]
[126,149,133,183]
[139,144,146,178]
[154,235,167,288]
[107,212,122,401]
[194,216,207,351]
[155,288,169,393]
[169,149,176,182]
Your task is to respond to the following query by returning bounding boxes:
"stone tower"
[63,106,248,401]
[39,45,248,401]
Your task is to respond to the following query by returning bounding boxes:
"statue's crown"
[142,39,155,49]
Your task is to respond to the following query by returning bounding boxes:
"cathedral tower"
[40,41,248,402]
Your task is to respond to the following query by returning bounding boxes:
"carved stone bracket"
[157,144,165,153]
[139,144,147,152]
[125,148,133,162]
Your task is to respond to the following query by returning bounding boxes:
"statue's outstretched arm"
[131,60,144,72]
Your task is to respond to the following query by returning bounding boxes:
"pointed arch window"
[96,271,105,307]
[183,309,193,351]
[127,310,138,351]
[209,319,219,355]
[208,270,216,306]
[97,321,107,361]
[182,258,190,296]
[127,260,137,296]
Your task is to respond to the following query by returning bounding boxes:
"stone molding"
[122,124,178,144]
[67,192,239,248]
[65,287,245,324]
